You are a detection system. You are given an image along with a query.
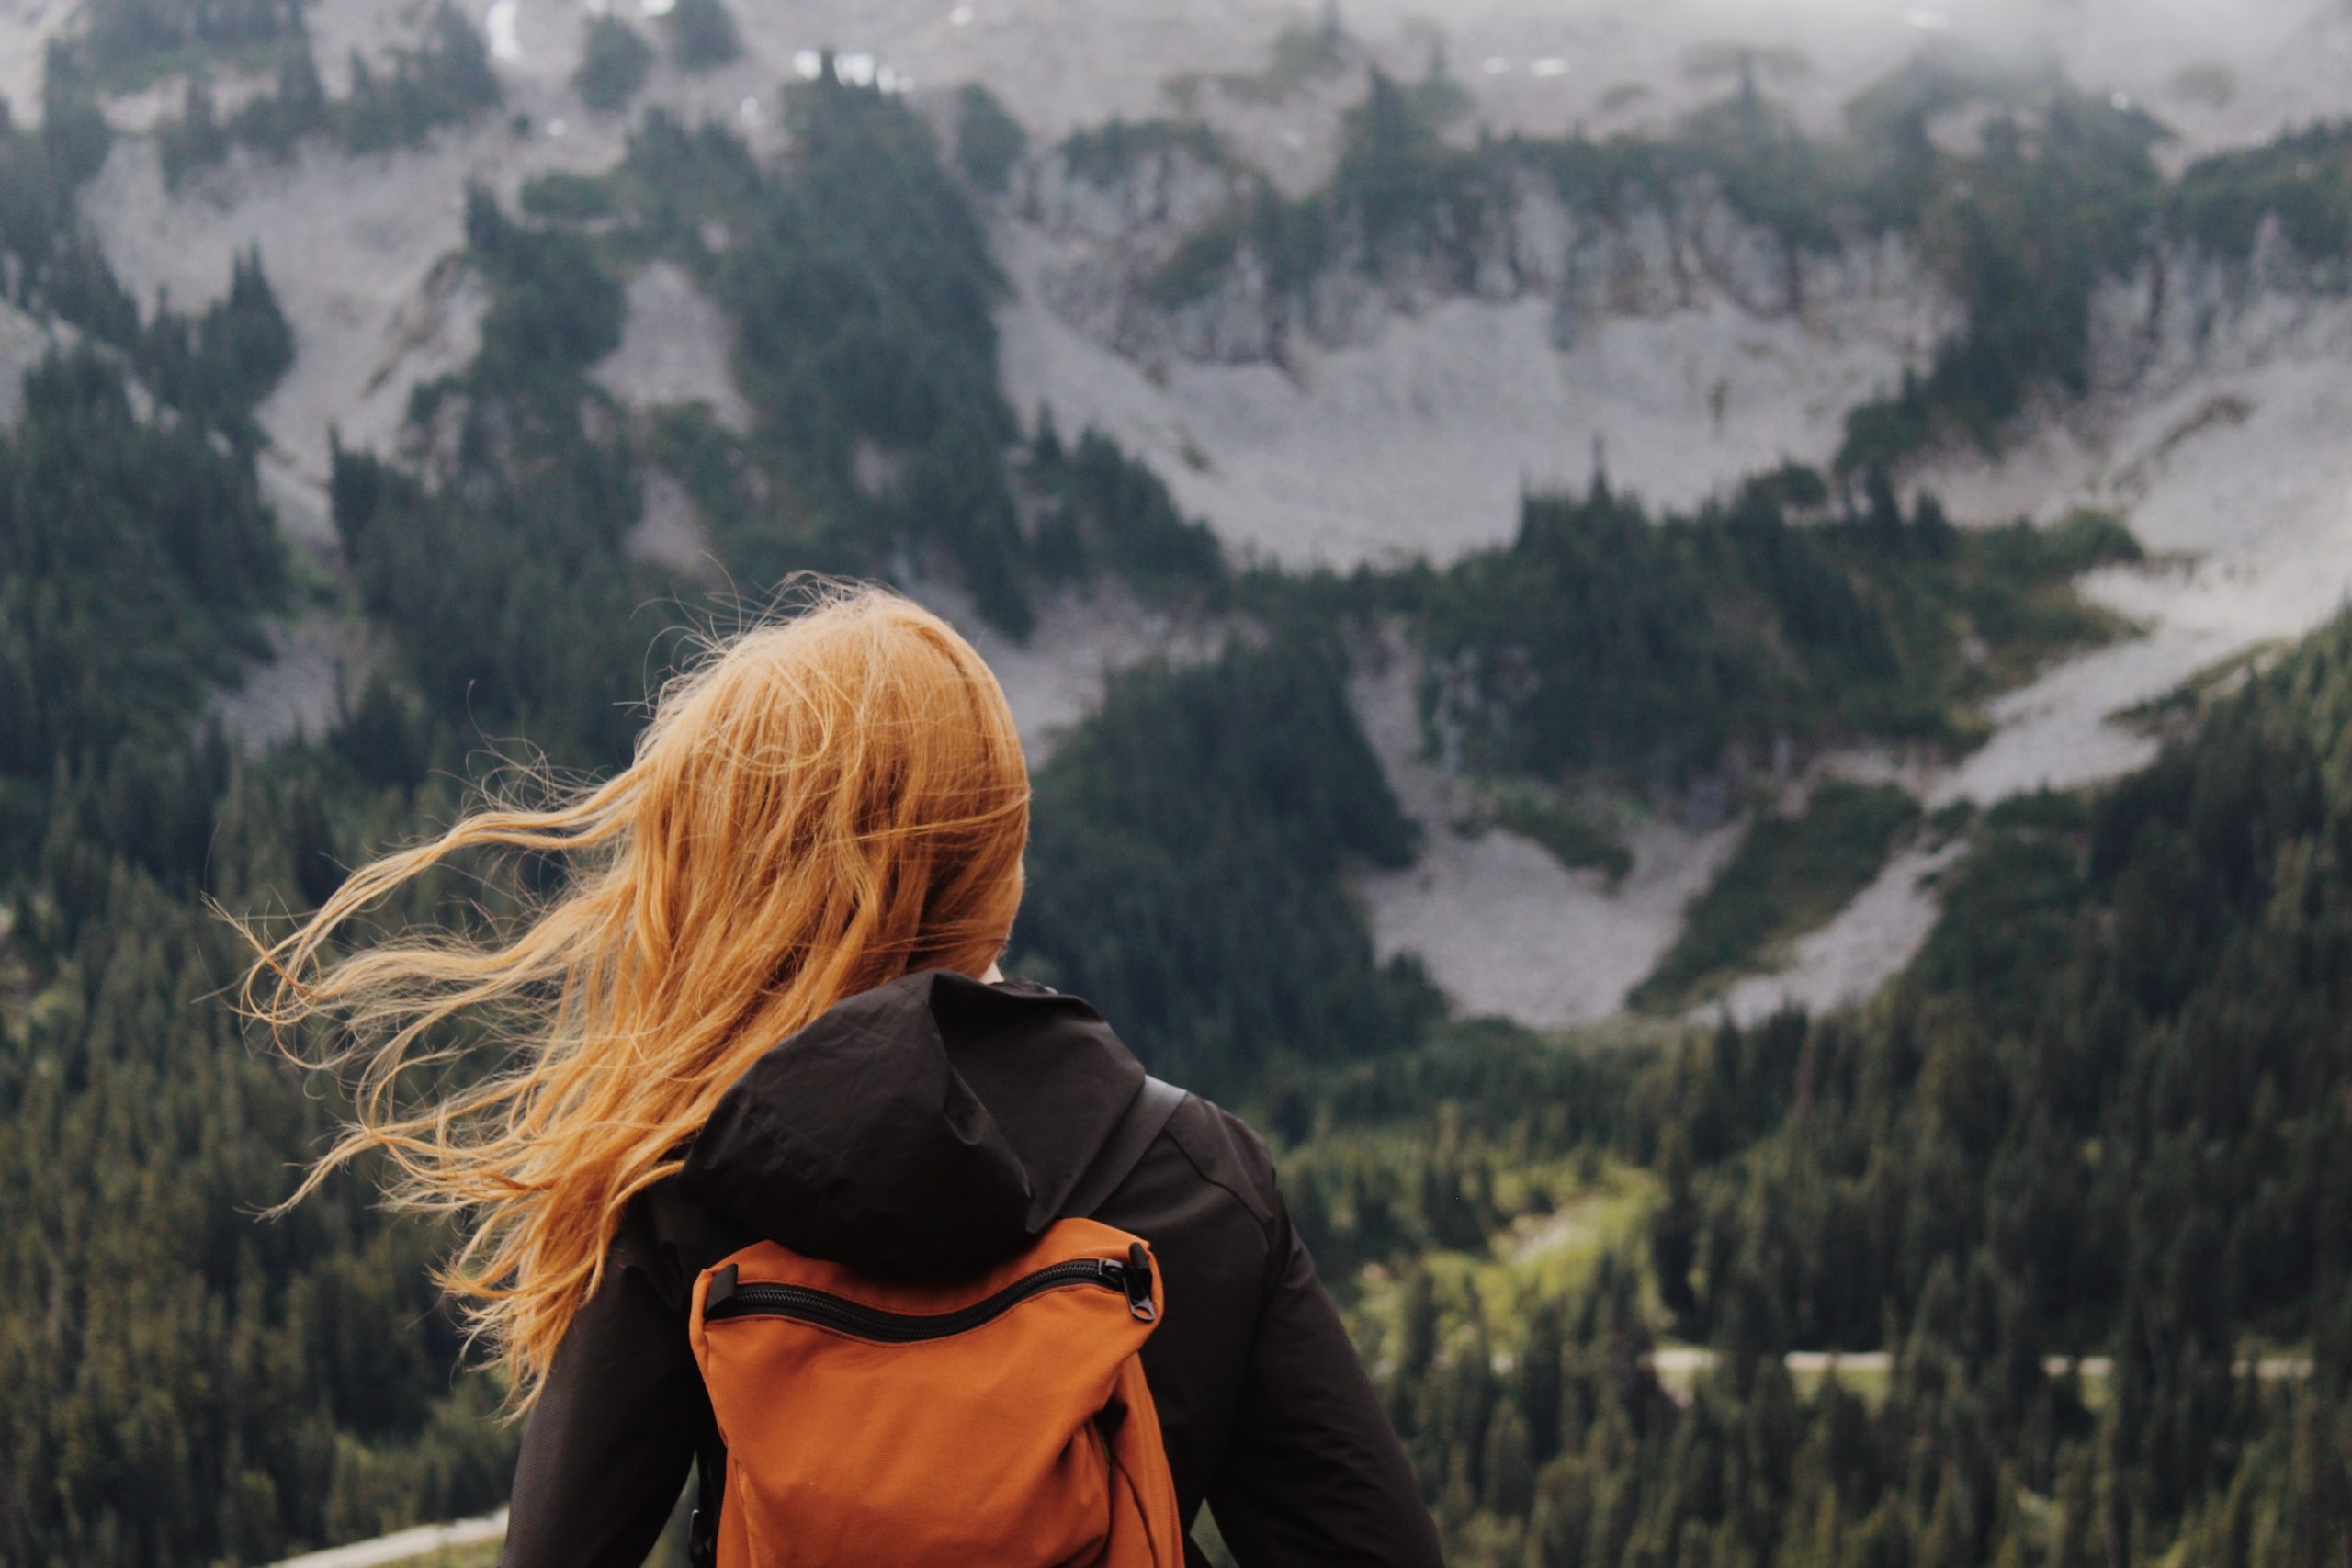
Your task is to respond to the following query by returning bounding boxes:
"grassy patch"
[1344,1156,1666,1358]
[1632,782,1923,1014]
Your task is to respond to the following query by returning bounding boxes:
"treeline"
[1324,468,2134,791]
[1012,637,1436,1098]
[72,0,306,80]
[157,2,501,186]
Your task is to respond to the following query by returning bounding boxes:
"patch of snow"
[266,1508,507,1568]
[1000,218,1947,569]
[76,97,660,496]
[899,577,1227,761]
[256,451,340,554]
[1714,838,1963,1025]
[626,468,717,576]
[486,0,522,63]
[1918,286,2352,805]
[1348,630,1744,1027]
[211,605,388,754]
[591,260,752,434]
[0,0,77,128]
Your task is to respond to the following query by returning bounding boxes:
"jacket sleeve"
[499,1243,707,1568]
[1205,1177,1447,1567]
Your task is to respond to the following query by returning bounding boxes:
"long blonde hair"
[243,582,1030,1406]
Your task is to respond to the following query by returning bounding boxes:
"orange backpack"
[684,1078,1188,1568]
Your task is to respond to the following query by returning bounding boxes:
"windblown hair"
[242,582,1031,1407]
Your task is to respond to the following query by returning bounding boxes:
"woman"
[248,582,1444,1567]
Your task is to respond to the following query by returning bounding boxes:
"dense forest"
[2,7,2349,1566]
[1272,607,2352,1564]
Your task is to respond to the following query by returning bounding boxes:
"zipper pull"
[705,1264,739,1315]
[1122,1243,1156,1322]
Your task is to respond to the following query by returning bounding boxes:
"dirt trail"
[266,1510,505,1568]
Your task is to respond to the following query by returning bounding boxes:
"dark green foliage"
[461,183,626,389]
[1057,118,1227,189]
[1630,782,1923,1012]
[0,348,284,781]
[339,4,502,154]
[1295,606,2352,1562]
[1653,610,2352,1479]
[168,245,299,425]
[1678,89,1843,257]
[332,671,427,791]
[1023,422,1227,595]
[2169,120,2352,263]
[74,0,306,79]
[1466,789,1634,885]
[1190,17,1352,107]
[574,15,654,115]
[0,68,114,325]
[1013,638,1436,1097]
[322,182,660,763]
[1336,70,1453,266]
[0,127,518,1562]
[1406,474,2125,788]
[1837,69,2167,470]
[156,73,229,186]
[519,170,617,222]
[0,745,524,1567]
[662,0,741,73]
[615,84,1035,627]
[956,83,1027,195]
[155,3,499,175]
[228,40,332,158]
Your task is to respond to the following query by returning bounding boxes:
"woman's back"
[501,968,1443,1566]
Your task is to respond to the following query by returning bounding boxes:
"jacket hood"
[677,970,1148,1277]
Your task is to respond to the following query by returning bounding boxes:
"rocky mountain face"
[30,0,2352,1029]
[1017,134,1952,373]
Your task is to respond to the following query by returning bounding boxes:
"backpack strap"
[688,1426,725,1568]
[1063,1075,1187,1219]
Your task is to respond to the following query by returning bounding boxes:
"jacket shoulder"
[1159,1091,1285,1235]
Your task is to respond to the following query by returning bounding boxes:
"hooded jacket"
[500,970,1445,1568]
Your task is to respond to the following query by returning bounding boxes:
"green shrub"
[575,15,654,114]
[663,0,741,73]
[956,83,1027,195]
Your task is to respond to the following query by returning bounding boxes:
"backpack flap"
[689,1217,1184,1568]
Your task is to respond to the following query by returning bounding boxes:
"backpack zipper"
[704,1244,1158,1340]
